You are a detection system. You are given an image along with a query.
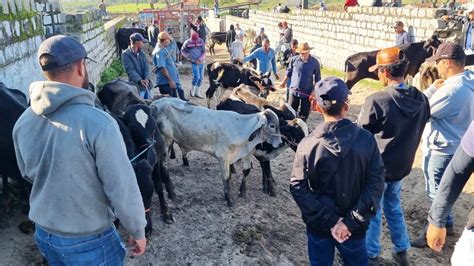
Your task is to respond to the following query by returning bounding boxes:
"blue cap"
[38,35,96,71]
[314,77,350,107]
[130,32,148,43]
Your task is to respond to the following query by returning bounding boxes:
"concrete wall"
[222,8,442,71]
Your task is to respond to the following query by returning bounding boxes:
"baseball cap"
[426,42,465,62]
[38,35,96,71]
[130,32,148,43]
[368,47,404,72]
[314,77,350,107]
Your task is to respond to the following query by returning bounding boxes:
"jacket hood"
[313,119,359,158]
[29,81,96,115]
[386,85,427,118]
[446,70,474,93]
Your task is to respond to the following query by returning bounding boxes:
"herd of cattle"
[0,28,468,237]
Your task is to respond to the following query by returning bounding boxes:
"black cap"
[38,35,96,71]
[426,42,465,62]
[314,77,351,107]
[130,32,148,43]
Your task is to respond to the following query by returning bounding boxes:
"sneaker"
[392,251,410,266]
[368,256,380,266]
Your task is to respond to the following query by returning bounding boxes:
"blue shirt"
[153,46,180,85]
[286,55,321,98]
[243,47,277,74]
[466,23,474,50]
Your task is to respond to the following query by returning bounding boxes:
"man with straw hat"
[280,42,321,121]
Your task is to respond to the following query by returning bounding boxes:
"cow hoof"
[168,191,177,201]
[18,220,35,234]
[163,213,175,224]
[230,164,236,174]
[170,153,176,159]
[269,189,277,197]
[183,158,189,166]
[225,195,234,207]
[238,191,247,199]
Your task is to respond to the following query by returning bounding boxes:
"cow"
[115,27,148,54]
[205,62,275,108]
[150,97,282,206]
[208,31,227,55]
[344,35,441,89]
[217,93,308,197]
[98,79,175,224]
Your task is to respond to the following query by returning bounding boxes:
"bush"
[97,58,125,89]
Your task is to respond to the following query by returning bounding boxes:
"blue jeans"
[35,226,125,265]
[307,230,368,266]
[423,151,454,226]
[191,63,205,87]
[366,181,410,257]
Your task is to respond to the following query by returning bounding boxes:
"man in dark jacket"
[189,16,208,43]
[442,8,474,54]
[121,33,152,99]
[147,19,160,50]
[291,77,385,266]
[358,47,430,266]
[226,24,236,52]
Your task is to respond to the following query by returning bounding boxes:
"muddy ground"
[0,44,472,265]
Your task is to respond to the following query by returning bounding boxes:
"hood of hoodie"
[444,70,474,93]
[29,81,96,116]
[386,85,427,118]
[313,119,359,158]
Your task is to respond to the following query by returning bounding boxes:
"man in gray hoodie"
[412,43,474,248]
[13,35,147,264]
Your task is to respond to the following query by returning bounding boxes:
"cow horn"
[294,118,309,136]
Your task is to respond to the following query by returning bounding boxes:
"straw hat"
[295,42,312,54]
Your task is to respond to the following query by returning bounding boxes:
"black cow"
[98,79,175,225]
[208,31,227,55]
[115,27,148,54]
[344,35,441,89]
[206,62,275,108]
[216,97,308,197]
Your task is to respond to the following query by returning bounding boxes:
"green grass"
[107,3,165,13]
[97,58,126,89]
[321,67,383,90]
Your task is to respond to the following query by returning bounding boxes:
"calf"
[344,35,441,89]
[208,32,227,55]
[205,62,275,108]
[150,97,282,206]
[217,94,308,197]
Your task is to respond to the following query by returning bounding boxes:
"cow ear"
[248,125,263,141]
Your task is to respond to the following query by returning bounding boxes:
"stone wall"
[223,8,442,71]
[0,0,127,97]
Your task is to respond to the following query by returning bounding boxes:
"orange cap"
[368,47,404,72]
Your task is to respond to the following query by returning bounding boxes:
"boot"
[177,88,189,101]
[392,251,410,266]
[411,226,428,248]
[190,85,196,97]
[195,85,204,98]
[446,225,456,236]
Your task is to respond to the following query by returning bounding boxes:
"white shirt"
[231,40,244,61]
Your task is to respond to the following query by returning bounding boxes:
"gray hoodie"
[13,81,146,239]
[422,70,474,155]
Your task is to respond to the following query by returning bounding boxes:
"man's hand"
[441,15,449,21]
[433,79,445,89]
[280,82,286,89]
[128,236,147,256]
[331,218,351,243]
[275,74,280,80]
[427,223,446,252]
[140,79,149,88]
[169,80,177,89]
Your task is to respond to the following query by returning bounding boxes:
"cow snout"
[269,135,283,148]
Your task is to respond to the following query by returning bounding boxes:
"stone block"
[14,21,20,37]
[402,8,410,17]
[43,15,52,25]
[3,21,11,38]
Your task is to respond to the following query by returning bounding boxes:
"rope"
[130,140,156,163]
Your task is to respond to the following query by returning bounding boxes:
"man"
[230,33,245,65]
[235,23,243,37]
[148,19,160,50]
[214,0,219,17]
[274,3,282,13]
[412,42,474,248]
[392,21,411,46]
[153,31,187,101]
[258,27,268,45]
[98,0,107,17]
[12,35,147,265]
[291,76,385,266]
[426,121,473,265]
[280,42,320,121]
[358,47,430,266]
[226,24,236,52]
[131,21,139,29]
[280,4,290,13]
[121,32,152,99]
[190,16,208,42]
[282,21,293,44]
[281,39,299,101]
[249,36,262,69]
[442,7,474,54]
[243,38,280,79]
[181,32,206,98]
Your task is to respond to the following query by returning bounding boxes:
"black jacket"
[226,30,236,50]
[290,119,385,238]
[358,85,430,182]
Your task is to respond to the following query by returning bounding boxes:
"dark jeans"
[158,83,186,100]
[35,226,125,265]
[289,93,311,121]
[307,230,368,266]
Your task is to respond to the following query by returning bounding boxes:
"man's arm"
[357,98,381,134]
[94,121,146,240]
[313,60,321,84]
[180,40,191,59]
[189,23,198,32]
[342,137,385,233]
[243,49,258,63]
[142,53,151,81]
[121,52,142,84]
[271,52,278,75]
[403,32,411,44]
[198,40,206,61]
[290,143,341,230]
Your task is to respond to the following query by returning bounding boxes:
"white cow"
[150,97,282,206]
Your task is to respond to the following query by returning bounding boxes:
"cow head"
[249,109,282,148]
[249,71,275,97]
[423,35,441,55]
[98,79,145,116]
[283,118,309,151]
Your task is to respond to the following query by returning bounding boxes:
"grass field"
[321,67,384,90]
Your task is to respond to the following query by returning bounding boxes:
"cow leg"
[230,164,236,174]
[239,155,252,199]
[169,142,176,160]
[159,161,176,200]
[134,160,156,233]
[151,163,174,224]
[260,160,277,197]
[218,159,233,207]
[179,146,190,166]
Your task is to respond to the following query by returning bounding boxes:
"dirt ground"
[0,44,472,266]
